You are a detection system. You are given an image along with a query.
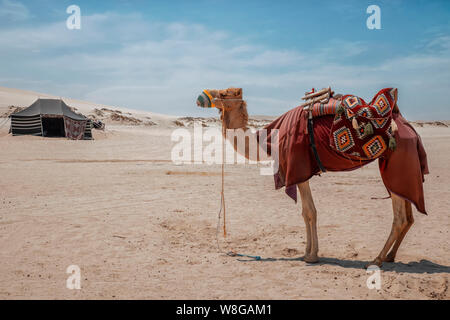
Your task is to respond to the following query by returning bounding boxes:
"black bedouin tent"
[10,99,92,140]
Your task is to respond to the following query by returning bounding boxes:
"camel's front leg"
[298,181,319,263]
[368,193,410,268]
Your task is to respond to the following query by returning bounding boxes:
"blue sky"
[0,0,449,119]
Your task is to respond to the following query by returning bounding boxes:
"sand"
[0,87,449,300]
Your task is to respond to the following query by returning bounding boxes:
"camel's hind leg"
[385,195,414,262]
[369,193,412,267]
[298,181,319,263]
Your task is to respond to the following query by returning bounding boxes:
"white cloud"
[0,0,29,21]
[0,11,449,120]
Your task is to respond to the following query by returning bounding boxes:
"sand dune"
[0,87,449,300]
[0,86,177,127]
[0,86,274,129]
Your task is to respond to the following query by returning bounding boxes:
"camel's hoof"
[303,255,319,264]
[365,258,383,269]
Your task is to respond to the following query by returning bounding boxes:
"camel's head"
[196,87,248,129]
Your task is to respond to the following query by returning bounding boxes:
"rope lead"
[215,100,262,262]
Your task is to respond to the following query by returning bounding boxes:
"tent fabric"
[84,120,93,139]
[10,99,92,139]
[258,107,429,215]
[12,99,87,121]
[10,115,42,136]
[64,116,86,140]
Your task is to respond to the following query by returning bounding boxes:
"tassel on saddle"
[351,116,397,151]
[351,117,374,135]
[389,119,398,151]
[333,91,398,152]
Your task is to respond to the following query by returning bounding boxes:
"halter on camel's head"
[197,88,249,129]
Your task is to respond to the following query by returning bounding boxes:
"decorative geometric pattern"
[373,94,391,116]
[389,88,397,102]
[333,127,355,153]
[371,118,389,129]
[362,135,387,159]
[386,125,393,137]
[343,96,361,109]
[357,107,373,118]
[345,108,355,120]
[356,123,371,140]
[329,88,396,161]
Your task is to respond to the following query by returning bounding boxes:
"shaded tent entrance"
[42,116,66,137]
[10,99,92,140]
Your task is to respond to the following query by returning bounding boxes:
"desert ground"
[0,87,449,300]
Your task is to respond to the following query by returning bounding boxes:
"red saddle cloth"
[258,94,429,214]
[330,88,396,160]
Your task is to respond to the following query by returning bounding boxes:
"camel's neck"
[222,108,249,131]
[221,113,259,161]
[223,129,259,162]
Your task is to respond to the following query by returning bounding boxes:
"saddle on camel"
[197,87,429,267]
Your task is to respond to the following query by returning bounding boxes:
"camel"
[199,87,424,268]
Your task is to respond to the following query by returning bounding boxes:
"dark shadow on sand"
[235,256,450,274]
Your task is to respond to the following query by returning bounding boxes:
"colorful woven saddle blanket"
[310,98,341,117]
[329,88,398,161]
